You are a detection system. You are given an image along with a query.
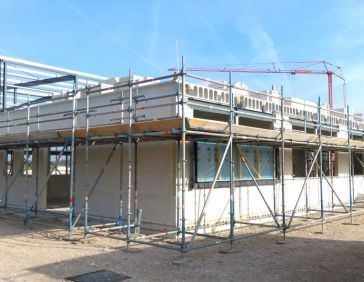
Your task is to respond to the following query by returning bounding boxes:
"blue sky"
[1,0,364,111]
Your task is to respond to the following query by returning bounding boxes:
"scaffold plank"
[0,117,363,150]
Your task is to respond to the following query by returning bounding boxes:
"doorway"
[46,146,71,209]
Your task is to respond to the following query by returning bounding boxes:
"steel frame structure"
[0,55,107,109]
[0,56,363,258]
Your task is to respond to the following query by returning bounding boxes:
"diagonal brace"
[235,145,281,228]
[313,158,348,213]
[287,145,322,229]
[187,136,233,250]
[354,154,364,170]
[72,143,119,228]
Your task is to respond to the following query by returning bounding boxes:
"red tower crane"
[171,61,346,109]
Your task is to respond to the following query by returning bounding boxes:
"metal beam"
[0,55,107,81]
[14,74,76,88]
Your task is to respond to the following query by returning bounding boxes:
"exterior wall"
[1,141,363,230]
[337,152,349,175]
[47,175,69,205]
[135,141,176,226]
[0,148,48,210]
[0,142,177,227]
[74,144,124,219]
[74,141,177,226]
[183,146,364,229]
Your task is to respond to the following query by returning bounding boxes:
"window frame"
[6,150,14,176]
[49,146,71,175]
[292,149,306,178]
[353,153,364,175]
[293,149,338,178]
[194,142,275,185]
[23,148,33,177]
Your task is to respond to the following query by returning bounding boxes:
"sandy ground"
[0,212,364,281]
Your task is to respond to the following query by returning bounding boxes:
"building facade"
[0,56,363,242]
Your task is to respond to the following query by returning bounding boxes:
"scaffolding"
[0,55,364,257]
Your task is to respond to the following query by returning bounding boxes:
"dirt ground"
[0,212,364,282]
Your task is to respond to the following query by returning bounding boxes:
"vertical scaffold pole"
[229,71,235,248]
[84,196,88,239]
[176,140,181,234]
[133,86,139,226]
[273,146,277,216]
[2,61,8,209]
[118,143,123,226]
[69,77,78,232]
[2,60,7,109]
[0,60,3,108]
[118,88,124,226]
[84,87,90,238]
[126,69,133,247]
[35,146,39,215]
[352,153,355,205]
[318,97,324,232]
[347,105,353,223]
[24,92,30,218]
[181,57,187,256]
[280,86,286,239]
[4,150,8,210]
[134,141,138,223]
[305,151,309,216]
[330,150,334,212]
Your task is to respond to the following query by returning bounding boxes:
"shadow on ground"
[1,209,364,281]
[25,228,364,281]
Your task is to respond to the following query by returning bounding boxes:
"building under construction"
[0,55,363,255]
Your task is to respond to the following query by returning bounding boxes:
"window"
[293,150,337,178]
[306,150,318,177]
[322,151,330,176]
[6,150,14,176]
[353,153,364,175]
[195,142,274,182]
[323,152,338,176]
[23,148,33,176]
[292,149,306,177]
[49,146,71,175]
